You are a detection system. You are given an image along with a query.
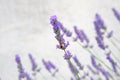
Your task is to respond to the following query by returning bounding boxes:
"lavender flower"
[90,55,99,69]
[98,67,110,80]
[15,54,24,73]
[94,21,103,40]
[73,26,90,45]
[25,72,32,80]
[94,13,106,30]
[106,51,117,73]
[28,54,38,71]
[42,59,58,76]
[112,8,120,21]
[67,60,79,78]
[73,56,83,70]
[96,36,106,50]
[42,59,51,73]
[50,15,69,50]
[64,50,72,60]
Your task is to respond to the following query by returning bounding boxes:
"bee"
[58,41,65,49]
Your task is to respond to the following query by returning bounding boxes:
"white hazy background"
[0,0,120,80]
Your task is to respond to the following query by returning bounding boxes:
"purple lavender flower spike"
[74,26,84,42]
[28,54,37,71]
[73,56,84,70]
[95,13,106,30]
[48,61,56,69]
[80,30,90,44]
[67,60,79,77]
[64,50,72,60]
[42,59,51,73]
[74,26,90,45]
[94,21,103,40]
[15,54,24,73]
[106,51,118,73]
[96,36,106,50]
[19,72,26,80]
[91,55,99,69]
[112,8,120,21]
[42,59,58,76]
[98,67,110,80]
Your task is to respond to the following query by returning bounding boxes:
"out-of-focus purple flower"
[106,51,117,73]
[112,8,120,21]
[94,21,103,40]
[73,56,83,70]
[64,50,72,60]
[107,30,113,38]
[19,72,32,80]
[19,72,26,80]
[80,72,89,79]
[48,61,56,69]
[67,60,79,78]
[74,26,84,42]
[96,36,106,50]
[73,26,90,45]
[15,54,24,73]
[90,77,94,80]
[42,59,51,73]
[42,59,58,75]
[94,13,106,30]
[91,55,99,69]
[98,67,110,80]
[59,24,72,37]
[25,72,32,80]
[87,65,99,74]
[28,54,38,71]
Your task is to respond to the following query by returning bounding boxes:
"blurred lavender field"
[0,0,120,80]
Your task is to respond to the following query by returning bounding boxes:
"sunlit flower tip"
[107,30,113,38]
[64,50,72,60]
[112,8,120,21]
[28,54,37,71]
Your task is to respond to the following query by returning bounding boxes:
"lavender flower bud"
[64,50,72,60]
[106,51,117,73]
[28,54,38,71]
[73,56,83,70]
[112,8,120,21]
